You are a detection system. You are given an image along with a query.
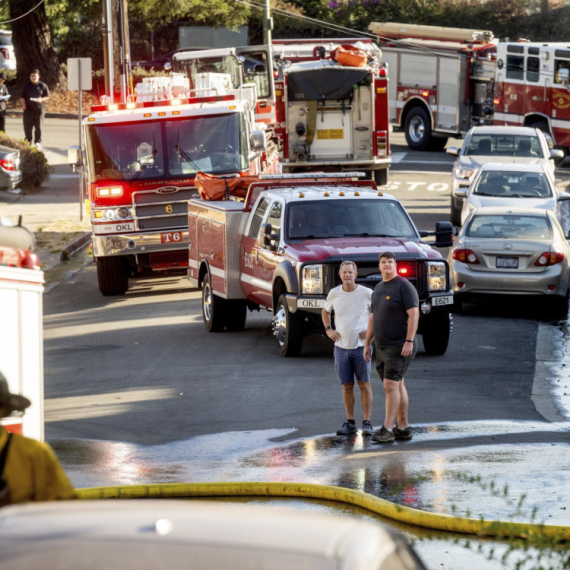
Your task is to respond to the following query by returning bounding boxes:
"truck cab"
[188,174,453,356]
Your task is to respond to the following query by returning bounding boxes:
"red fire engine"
[69,68,280,296]
[0,223,44,441]
[369,23,496,150]
[271,39,391,185]
[494,41,570,150]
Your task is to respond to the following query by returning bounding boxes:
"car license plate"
[316,129,344,140]
[161,231,184,244]
[496,256,518,269]
[432,295,453,307]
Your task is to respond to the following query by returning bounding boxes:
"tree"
[9,0,64,89]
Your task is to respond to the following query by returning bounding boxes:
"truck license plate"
[432,295,453,306]
[316,129,344,140]
[496,256,518,269]
[299,298,325,309]
[161,231,184,244]
[94,222,135,234]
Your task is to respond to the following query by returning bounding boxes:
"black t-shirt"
[22,81,49,115]
[371,275,419,348]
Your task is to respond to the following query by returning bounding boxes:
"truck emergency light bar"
[259,172,367,180]
[90,94,237,113]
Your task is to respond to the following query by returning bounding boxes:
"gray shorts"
[375,341,417,382]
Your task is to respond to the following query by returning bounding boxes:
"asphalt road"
[43,131,563,446]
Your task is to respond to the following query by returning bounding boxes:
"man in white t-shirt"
[322,261,374,436]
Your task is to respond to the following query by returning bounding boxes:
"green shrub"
[0,134,51,192]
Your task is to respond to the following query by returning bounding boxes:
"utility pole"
[101,0,114,102]
[263,0,273,45]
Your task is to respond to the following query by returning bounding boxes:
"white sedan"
[458,162,570,226]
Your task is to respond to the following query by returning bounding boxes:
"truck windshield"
[86,113,248,182]
[173,55,241,92]
[287,199,417,240]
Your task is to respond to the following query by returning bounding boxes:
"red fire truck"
[188,173,454,357]
[0,223,44,441]
[272,39,391,185]
[369,23,496,151]
[494,41,570,150]
[69,67,280,296]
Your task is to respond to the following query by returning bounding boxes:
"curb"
[7,110,80,120]
[77,481,570,542]
[42,231,91,273]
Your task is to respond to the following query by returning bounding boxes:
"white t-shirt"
[323,284,372,350]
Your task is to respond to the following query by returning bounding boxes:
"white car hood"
[459,156,547,169]
[468,194,556,211]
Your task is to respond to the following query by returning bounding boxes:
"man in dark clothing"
[364,251,419,443]
[20,69,49,149]
[0,73,10,133]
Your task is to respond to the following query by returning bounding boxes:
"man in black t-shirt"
[364,251,419,443]
[20,69,50,149]
[0,73,10,134]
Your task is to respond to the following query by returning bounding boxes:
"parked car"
[446,126,565,226]
[458,162,570,226]
[0,29,16,70]
[449,206,570,313]
[0,145,22,191]
[0,500,427,570]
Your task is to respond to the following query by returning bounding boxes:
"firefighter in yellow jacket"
[0,372,77,506]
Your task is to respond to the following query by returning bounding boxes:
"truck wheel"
[225,300,247,332]
[422,312,451,356]
[97,257,129,296]
[450,199,462,227]
[273,295,304,357]
[374,168,388,186]
[404,107,431,151]
[202,273,226,332]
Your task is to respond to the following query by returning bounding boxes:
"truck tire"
[374,168,388,186]
[97,256,129,296]
[225,300,247,332]
[404,107,431,151]
[202,273,226,332]
[422,311,451,356]
[273,295,304,357]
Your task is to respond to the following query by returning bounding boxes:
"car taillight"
[0,48,8,59]
[376,130,387,157]
[452,249,480,264]
[0,158,14,171]
[536,252,564,266]
[96,186,123,198]
[397,263,417,278]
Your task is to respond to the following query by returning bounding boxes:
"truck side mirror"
[251,130,266,151]
[260,222,279,251]
[434,221,453,248]
[68,145,82,168]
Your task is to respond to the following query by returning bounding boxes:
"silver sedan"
[449,206,570,312]
[446,126,564,226]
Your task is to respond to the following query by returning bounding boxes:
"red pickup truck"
[188,174,453,356]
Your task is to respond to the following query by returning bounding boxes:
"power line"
[0,0,46,25]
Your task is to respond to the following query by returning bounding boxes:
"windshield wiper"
[343,232,394,237]
[474,192,498,196]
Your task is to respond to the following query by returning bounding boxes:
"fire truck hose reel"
[77,481,570,541]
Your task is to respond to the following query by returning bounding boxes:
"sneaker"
[361,421,374,435]
[35,143,41,150]
[336,421,358,435]
[394,425,413,440]
[371,426,395,443]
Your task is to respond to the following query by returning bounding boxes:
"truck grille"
[133,186,198,231]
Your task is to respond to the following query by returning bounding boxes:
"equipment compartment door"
[312,112,353,158]
[437,56,460,131]
[198,216,226,296]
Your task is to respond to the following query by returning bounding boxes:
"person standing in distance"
[0,73,10,133]
[20,69,49,150]
[364,252,419,443]
[322,261,374,436]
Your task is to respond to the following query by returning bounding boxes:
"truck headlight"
[302,265,323,294]
[427,261,446,291]
[455,166,474,180]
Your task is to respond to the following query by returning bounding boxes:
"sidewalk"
[0,116,90,269]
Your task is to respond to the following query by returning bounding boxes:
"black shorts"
[376,341,417,382]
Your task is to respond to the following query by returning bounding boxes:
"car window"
[472,171,552,198]
[464,135,544,158]
[466,214,552,239]
[266,201,283,234]
[248,197,270,239]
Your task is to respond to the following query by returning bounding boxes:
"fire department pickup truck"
[188,174,453,356]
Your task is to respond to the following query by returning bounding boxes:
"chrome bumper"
[92,230,188,257]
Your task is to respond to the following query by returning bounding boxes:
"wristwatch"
[325,326,332,331]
